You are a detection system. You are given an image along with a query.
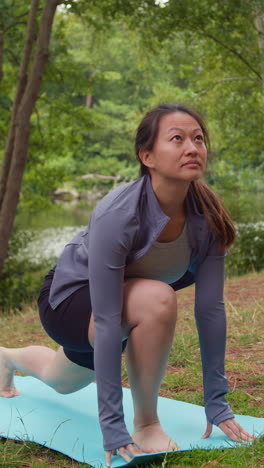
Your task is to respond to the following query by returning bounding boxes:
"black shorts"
[38,268,127,370]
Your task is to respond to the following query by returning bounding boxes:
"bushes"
[0,263,45,312]
[0,230,51,312]
[225,222,264,277]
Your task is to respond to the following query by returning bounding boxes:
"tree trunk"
[86,94,93,107]
[0,34,3,83]
[0,0,39,210]
[255,9,264,96]
[0,0,58,277]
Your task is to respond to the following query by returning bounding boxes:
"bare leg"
[0,345,95,397]
[0,347,21,397]
[122,278,180,453]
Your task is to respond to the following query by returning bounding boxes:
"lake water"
[15,201,93,265]
[15,189,263,265]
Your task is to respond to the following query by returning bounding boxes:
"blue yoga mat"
[0,376,263,467]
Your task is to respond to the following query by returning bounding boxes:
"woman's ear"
[139,149,155,169]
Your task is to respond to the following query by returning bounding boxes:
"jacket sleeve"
[86,210,136,451]
[194,241,234,426]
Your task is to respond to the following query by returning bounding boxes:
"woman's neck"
[151,176,189,219]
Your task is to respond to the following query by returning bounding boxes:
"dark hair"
[135,103,235,248]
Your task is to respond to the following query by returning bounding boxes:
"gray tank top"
[125,224,190,284]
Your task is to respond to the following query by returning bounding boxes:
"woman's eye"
[195,135,204,141]
[171,135,181,141]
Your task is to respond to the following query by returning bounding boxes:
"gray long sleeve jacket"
[49,174,234,451]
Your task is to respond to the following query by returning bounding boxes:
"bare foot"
[132,421,180,453]
[0,347,20,398]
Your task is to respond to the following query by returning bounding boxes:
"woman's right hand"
[105,443,144,467]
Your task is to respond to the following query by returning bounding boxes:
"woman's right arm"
[194,244,253,443]
[194,243,234,426]
[86,210,137,452]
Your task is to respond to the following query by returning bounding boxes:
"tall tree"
[0,0,39,208]
[255,7,264,95]
[0,0,59,276]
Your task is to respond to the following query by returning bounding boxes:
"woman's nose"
[185,139,198,154]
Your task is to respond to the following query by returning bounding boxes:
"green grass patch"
[0,271,263,467]
[236,333,262,346]
[1,436,263,468]
[162,436,264,467]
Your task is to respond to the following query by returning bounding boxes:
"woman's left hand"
[202,418,254,442]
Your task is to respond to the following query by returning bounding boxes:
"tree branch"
[80,173,121,182]
[33,106,44,143]
[14,10,32,22]
[202,31,262,80]
[198,77,261,97]
[2,8,42,34]
[3,21,27,34]
[4,48,20,66]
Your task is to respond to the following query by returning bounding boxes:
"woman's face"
[140,112,207,183]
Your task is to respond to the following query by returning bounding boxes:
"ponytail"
[191,180,236,249]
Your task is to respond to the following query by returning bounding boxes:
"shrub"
[226,222,264,277]
[0,230,51,313]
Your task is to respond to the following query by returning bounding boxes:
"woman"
[0,104,253,466]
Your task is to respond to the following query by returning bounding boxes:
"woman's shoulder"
[92,177,146,220]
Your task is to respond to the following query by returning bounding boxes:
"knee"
[41,373,75,395]
[150,282,177,325]
[54,380,93,394]
[54,385,73,395]
[123,278,177,331]
[44,379,73,395]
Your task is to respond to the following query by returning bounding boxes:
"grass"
[0,271,263,467]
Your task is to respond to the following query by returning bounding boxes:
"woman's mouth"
[183,160,200,168]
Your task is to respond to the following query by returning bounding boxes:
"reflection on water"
[15,201,94,264]
[17,226,86,264]
[15,191,264,265]
[15,200,94,230]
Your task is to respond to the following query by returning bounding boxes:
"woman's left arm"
[194,244,253,442]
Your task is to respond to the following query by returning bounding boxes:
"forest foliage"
[1,0,263,210]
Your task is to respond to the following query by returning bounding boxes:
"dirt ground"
[177,272,264,310]
[173,272,264,405]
